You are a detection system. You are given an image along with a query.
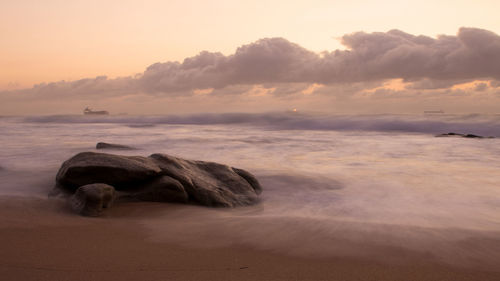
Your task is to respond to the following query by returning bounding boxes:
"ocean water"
[1,112,500,268]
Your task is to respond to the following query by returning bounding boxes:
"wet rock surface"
[56,152,162,191]
[435,132,495,139]
[54,152,262,216]
[71,183,116,217]
[96,142,136,150]
[126,175,189,203]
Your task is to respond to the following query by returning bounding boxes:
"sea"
[1,112,500,268]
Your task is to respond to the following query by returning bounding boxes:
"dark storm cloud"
[6,27,500,99]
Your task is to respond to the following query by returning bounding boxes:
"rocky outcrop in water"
[435,133,495,139]
[54,152,262,216]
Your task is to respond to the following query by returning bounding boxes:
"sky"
[1,0,500,115]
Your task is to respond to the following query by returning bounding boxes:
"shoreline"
[1,197,500,281]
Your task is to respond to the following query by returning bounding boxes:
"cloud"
[404,79,469,90]
[490,80,500,88]
[323,28,500,83]
[137,27,500,93]
[11,75,138,101]
[474,82,488,92]
[2,27,500,114]
[138,38,320,94]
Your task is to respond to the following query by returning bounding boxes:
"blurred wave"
[2,113,500,268]
[10,112,500,136]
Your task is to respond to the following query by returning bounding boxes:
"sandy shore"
[1,197,499,281]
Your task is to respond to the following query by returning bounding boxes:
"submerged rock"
[435,132,494,139]
[96,142,135,150]
[71,183,116,217]
[55,152,262,216]
[463,134,485,138]
[436,132,464,137]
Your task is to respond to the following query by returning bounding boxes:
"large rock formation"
[148,154,261,206]
[55,152,162,191]
[54,152,262,216]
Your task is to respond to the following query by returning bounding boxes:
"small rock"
[96,142,135,150]
[435,132,494,139]
[463,134,483,138]
[71,184,116,217]
[435,132,464,137]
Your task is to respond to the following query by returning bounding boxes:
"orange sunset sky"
[1,0,500,115]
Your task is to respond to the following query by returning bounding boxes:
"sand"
[1,197,499,281]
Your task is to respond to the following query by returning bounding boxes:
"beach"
[2,197,500,281]
[1,113,500,280]
[3,1,500,279]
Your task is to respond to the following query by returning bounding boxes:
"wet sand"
[1,197,500,281]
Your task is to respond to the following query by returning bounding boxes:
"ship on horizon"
[83,107,109,115]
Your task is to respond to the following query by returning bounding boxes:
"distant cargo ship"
[424,110,444,114]
[84,107,109,115]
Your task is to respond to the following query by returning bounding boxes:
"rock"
[55,152,262,215]
[150,153,261,207]
[232,167,263,194]
[71,184,116,217]
[129,176,189,203]
[435,132,465,137]
[56,152,162,191]
[463,134,483,138]
[96,142,135,150]
[435,132,494,139]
